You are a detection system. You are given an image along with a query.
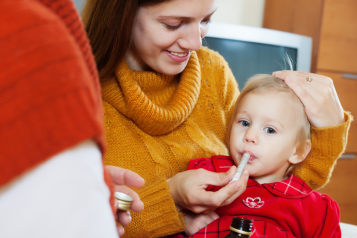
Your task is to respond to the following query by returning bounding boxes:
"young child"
[181,74,341,238]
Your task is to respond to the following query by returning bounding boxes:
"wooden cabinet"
[263,0,357,74]
[318,0,357,73]
[264,0,357,225]
[318,157,357,225]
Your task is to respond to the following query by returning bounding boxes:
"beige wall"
[212,0,266,27]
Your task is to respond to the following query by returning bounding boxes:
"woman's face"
[128,0,218,75]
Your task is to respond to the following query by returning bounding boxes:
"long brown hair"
[82,0,168,80]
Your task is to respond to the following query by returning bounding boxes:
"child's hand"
[184,211,219,236]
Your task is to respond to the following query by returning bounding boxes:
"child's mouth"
[241,151,256,163]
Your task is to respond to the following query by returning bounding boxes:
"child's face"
[229,92,302,184]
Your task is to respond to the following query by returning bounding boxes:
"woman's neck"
[126,51,152,72]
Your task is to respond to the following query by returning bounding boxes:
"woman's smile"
[165,50,191,62]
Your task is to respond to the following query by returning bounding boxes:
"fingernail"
[274,71,282,76]
[118,226,125,236]
[235,182,242,190]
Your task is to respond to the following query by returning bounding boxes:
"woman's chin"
[155,61,189,75]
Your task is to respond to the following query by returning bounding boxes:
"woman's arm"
[274,71,353,189]
[292,112,352,189]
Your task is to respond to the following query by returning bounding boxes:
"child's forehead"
[237,91,303,122]
[241,91,295,105]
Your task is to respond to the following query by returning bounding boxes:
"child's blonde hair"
[227,74,311,164]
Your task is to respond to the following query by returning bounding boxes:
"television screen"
[203,37,297,90]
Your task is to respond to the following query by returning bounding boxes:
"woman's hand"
[167,166,249,214]
[273,71,344,128]
[183,211,219,236]
[106,165,145,237]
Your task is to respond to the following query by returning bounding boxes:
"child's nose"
[243,129,258,144]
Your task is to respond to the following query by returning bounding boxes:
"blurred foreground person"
[0,0,143,237]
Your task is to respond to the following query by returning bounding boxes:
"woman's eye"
[164,23,182,30]
[264,127,276,134]
[240,120,250,127]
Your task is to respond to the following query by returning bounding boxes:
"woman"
[82,0,351,237]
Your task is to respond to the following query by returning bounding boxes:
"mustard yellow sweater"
[101,47,352,237]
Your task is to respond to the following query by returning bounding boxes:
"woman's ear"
[289,139,312,164]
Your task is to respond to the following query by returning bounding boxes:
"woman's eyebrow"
[157,8,218,21]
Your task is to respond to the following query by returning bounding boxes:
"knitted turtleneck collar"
[101,51,201,136]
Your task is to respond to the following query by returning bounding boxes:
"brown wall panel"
[318,158,357,225]
[317,0,357,73]
[263,0,324,72]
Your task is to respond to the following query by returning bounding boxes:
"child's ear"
[303,139,312,158]
[288,139,312,164]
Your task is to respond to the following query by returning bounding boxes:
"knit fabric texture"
[0,0,114,212]
[102,46,352,237]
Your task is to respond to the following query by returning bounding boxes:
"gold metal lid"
[115,192,133,202]
[115,192,133,210]
[229,226,252,235]
[117,201,131,211]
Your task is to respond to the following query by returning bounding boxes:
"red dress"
[184,155,341,238]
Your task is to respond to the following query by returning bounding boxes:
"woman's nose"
[178,24,202,51]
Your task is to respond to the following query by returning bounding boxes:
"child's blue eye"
[240,120,250,127]
[264,127,276,134]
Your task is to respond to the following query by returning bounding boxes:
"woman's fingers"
[274,71,321,103]
[208,211,220,221]
[114,185,144,213]
[190,169,248,212]
[274,70,331,86]
[168,167,248,214]
[276,71,333,101]
[106,165,145,188]
[105,165,145,236]
[116,224,125,237]
[273,70,344,127]
[193,180,239,207]
[221,170,249,206]
[116,209,132,227]
[197,165,237,187]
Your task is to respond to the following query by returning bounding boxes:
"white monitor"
[205,22,312,90]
